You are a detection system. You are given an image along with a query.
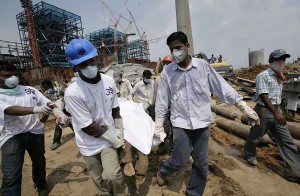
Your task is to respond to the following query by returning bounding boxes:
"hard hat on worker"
[162,55,173,64]
[65,39,97,66]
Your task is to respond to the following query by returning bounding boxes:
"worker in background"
[41,80,66,150]
[218,54,223,63]
[128,70,155,121]
[0,60,55,195]
[116,73,132,99]
[243,49,300,183]
[64,39,128,195]
[155,31,260,195]
[209,54,216,63]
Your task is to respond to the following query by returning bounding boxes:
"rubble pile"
[233,61,300,81]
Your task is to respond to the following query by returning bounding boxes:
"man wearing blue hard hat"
[64,39,128,195]
[243,49,300,183]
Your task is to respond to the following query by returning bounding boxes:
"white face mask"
[4,76,19,88]
[172,45,187,63]
[143,79,151,84]
[270,61,284,72]
[80,65,98,79]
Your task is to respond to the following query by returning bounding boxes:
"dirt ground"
[1,97,300,195]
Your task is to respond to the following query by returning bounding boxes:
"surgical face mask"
[80,65,98,79]
[143,78,151,84]
[172,45,187,63]
[270,61,284,72]
[74,72,79,77]
[4,76,19,89]
[0,86,22,95]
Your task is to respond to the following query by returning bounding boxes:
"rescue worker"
[116,73,132,99]
[0,60,54,195]
[155,31,260,195]
[64,39,128,195]
[128,70,155,120]
[243,49,300,183]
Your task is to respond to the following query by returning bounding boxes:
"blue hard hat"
[65,39,97,65]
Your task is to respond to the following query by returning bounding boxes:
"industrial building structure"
[16,1,84,68]
[248,48,264,66]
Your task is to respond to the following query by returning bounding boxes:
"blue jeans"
[159,126,210,196]
[1,132,47,196]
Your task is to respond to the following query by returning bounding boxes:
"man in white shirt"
[116,73,132,99]
[64,39,128,195]
[128,70,155,120]
[0,61,54,195]
[155,31,260,195]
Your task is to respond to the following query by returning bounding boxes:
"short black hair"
[41,80,53,88]
[0,60,18,72]
[166,31,188,46]
[143,70,152,77]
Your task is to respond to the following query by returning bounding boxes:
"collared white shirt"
[129,79,154,105]
[64,74,119,156]
[155,57,243,129]
[252,68,283,106]
[0,85,50,147]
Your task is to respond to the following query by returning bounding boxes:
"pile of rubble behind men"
[233,61,300,81]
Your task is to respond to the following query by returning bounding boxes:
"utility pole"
[175,0,194,55]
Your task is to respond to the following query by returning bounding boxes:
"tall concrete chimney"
[175,0,194,55]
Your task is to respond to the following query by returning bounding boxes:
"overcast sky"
[1,0,299,68]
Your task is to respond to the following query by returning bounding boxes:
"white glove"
[102,127,125,149]
[155,117,167,142]
[143,102,150,111]
[114,118,124,140]
[235,101,260,126]
[127,95,133,101]
[33,103,53,115]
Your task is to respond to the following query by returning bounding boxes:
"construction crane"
[20,0,41,68]
[127,7,145,40]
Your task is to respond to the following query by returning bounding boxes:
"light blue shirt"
[155,57,243,129]
[252,68,283,106]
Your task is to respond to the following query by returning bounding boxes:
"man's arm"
[260,93,286,125]
[4,106,34,116]
[81,122,108,138]
[112,106,121,119]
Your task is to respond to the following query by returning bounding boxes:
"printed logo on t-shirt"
[105,87,114,96]
[25,88,35,95]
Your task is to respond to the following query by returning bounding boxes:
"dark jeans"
[1,132,47,196]
[244,104,300,177]
[159,126,210,196]
[53,123,73,144]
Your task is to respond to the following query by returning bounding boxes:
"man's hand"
[155,117,167,142]
[33,103,53,115]
[274,112,286,125]
[56,115,70,128]
[102,127,125,149]
[143,102,150,111]
[235,101,260,126]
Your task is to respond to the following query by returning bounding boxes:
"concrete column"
[175,0,194,55]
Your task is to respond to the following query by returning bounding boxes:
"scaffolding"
[16,1,83,67]
[0,39,33,70]
[127,39,150,63]
[85,27,127,64]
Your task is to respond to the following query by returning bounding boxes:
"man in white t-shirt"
[64,39,128,195]
[0,61,54,195]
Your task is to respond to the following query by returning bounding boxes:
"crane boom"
[127,7,142,39]
[20,0,41,68]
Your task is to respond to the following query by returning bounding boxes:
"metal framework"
[127,39,149,63]
[85,27,127,64]
[16,1,83,67]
